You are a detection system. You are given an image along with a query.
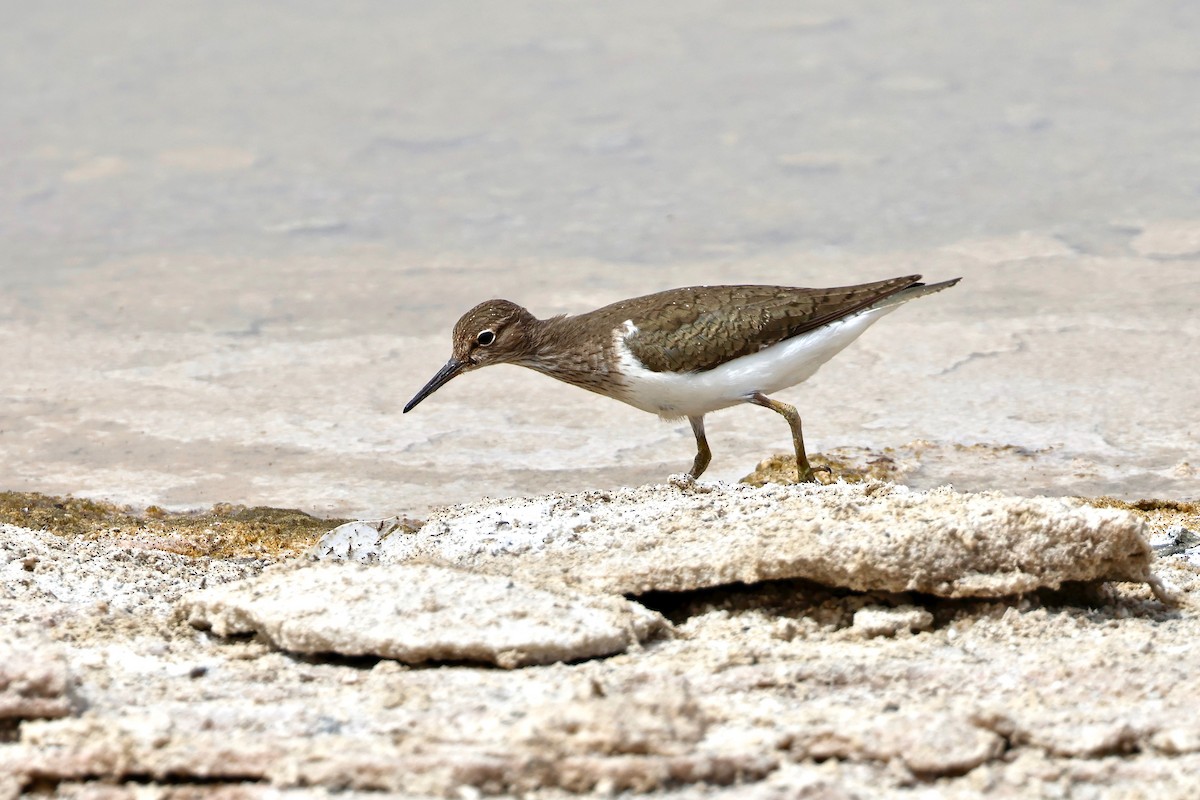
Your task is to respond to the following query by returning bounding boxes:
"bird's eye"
[476,330,496,346]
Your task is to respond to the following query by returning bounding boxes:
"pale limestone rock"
[3,496,1197,797]
[180,561,664,668]
[851,605,934,638]
[742,763,874,800]
[513,676,707,756]
[7,713,773,796]
[1026,721,1139,758]
[317,482,1154,598]
[1150,726,1200,755]
[6,718,303,787]
[877,716,1005,777]
[781,712,1004,778]
[0,636,74,720]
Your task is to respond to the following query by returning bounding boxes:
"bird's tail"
[868,277,961,311]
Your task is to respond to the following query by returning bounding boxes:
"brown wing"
[618,275,923,373]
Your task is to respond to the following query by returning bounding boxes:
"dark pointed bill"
[403,358,466,413]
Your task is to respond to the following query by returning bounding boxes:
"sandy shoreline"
[3,238,1198,518]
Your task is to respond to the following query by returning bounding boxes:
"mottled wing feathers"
[615,275,922,373]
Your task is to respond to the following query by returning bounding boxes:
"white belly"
[613,305,899,419]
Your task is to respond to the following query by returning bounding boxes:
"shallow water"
[2,2,1198,516]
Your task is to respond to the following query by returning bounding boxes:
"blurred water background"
[2,2,1197,516]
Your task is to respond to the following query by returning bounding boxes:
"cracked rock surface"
[3,488,1200,798]
[318,482,1155,597]
[0,636,74,722]
[181,561,665,668]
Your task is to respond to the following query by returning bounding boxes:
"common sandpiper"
[404,274,959,482]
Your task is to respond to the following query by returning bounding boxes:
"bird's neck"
[516,312,626,398]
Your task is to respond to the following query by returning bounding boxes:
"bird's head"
[403,299,537,413]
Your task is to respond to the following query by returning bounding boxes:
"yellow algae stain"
[0,491,370,560]
[1082,496,1200,543]
[740,450,902,487]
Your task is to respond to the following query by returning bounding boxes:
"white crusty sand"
[320,481,1157,597]
[4,483,1199,797]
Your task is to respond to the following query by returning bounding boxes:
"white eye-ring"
[477,329,496,346]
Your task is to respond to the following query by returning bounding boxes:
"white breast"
[612,306,900,419]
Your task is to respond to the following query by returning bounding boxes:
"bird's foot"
[668,472,698,489]
[797,462,833,485]
[669,472,716,493]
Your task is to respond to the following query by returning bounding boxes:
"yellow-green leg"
[748,392,817,483]
[688,415,712,479]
